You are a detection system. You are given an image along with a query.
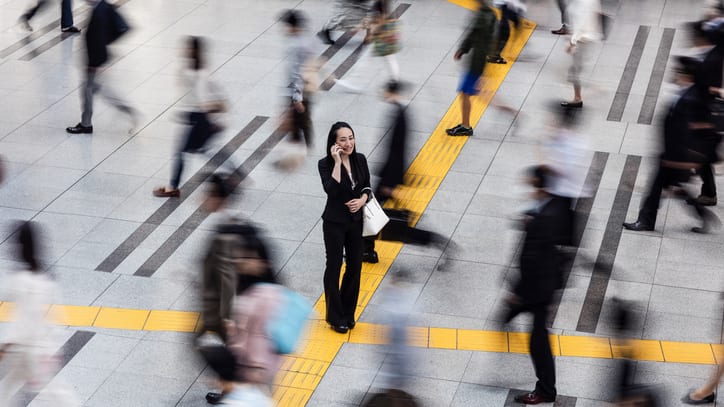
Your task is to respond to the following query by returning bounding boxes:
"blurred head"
[185,36,204,70]
[280,9,306,35]
[526,165,553,199]
[674,55,699,86]
[17,221,41,272]
[233,233,275,281]
[689,20,715,46]
[203,173,234,213]
[326,122,356,161]
[383,80,405,102]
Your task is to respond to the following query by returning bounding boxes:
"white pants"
[221,384,272,406]
[0,347,79,407]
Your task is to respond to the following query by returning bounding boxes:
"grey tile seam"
[607,25,651,122]
[637,28,676,125]
[576,154,641,333]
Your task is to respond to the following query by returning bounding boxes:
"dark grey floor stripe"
[548,151,609,327]
[320,3,411,91]
[134,129,286,277]
[637,28,676,125]
[11,330,95,406]
[19,0,130,62]
[504,389,576,406]
[95,116,268,272]
[576,155,641,333]
[607,26,650,122]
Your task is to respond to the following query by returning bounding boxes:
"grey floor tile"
[84,371,192,407]
[92,274,191,309]
[310,366,377,406]
[115,339,204,381]
[451,383,509,407]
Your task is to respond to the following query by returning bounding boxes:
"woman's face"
[335,127,355,156]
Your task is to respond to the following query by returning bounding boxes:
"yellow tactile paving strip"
[2,301,723,367]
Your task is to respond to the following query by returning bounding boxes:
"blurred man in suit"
[66,0,136,135]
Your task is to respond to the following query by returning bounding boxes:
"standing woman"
[318,122,371,334]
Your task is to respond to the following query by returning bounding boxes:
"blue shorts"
[458,72,481,95]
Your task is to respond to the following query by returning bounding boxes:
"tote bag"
[363,194,390,237]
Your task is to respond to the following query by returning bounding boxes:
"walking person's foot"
[514,391,555,404]
[686,195,717,206]
[487,55,507,64]
[61,26,81,33]
[551,26,570,35]
[561,100,583,108]
[446,124,473,137]
[19,16,32,31]
[622,220,654,231]
[66,123,93,134]
[153,187,180,198]
[682,389,716,405]
[317,28,334,45]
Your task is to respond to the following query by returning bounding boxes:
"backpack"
[261,284,312,354]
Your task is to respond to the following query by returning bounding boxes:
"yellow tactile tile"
[407,327,429,348]
[458,329,508,352]
[612,340,664,362]
[661,341,716,364]
[143,310,200,332]
[51,305,101,326]
[559,335,612,359]
[274,386,313,407]
[429,327,458,349]
[275,370,322,390]
[349,322,388,345]
[507,333,561,356]
[93,307,150,330]
[712,344,724,364]
[285,357,330,377]
[304,320,349,343]
[294,340,343,362]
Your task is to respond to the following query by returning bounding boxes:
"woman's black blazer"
[318,154,371,223]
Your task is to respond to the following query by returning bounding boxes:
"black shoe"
[551,26,570,35]
[682,390,716,404]
[61,26,81,33]
[514,391,556,404]
[362,251,379,263]
[330,324,349,334]
[446,124,473,136]
[206,392,225,405]
[487,55,507,64]
[66,123,93,134]
[622,221,654,231]
[686,195,718,206]
[19,16,32,31]
[317,28,334,45]
[348,320,356,329]
[561,100,583,108]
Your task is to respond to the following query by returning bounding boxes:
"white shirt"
[542,128,592,198]
[569,0,603,45]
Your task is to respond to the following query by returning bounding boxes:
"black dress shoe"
[331,324,349,334]
[682,391,716,404]
[348,320,356,329]
[561,100,583,108]
[205,392,225,405]
[362,250,379,263]
[514,392,555,404]
[317,28,334,45]
[66,123,93,134]
[622,221,654,231]
[61,26,81,33]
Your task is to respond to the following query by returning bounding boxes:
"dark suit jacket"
[379,102,407,189]
[514,197,567,305]
[662,85,709,162]
[85,0,120,68]
[318,154,371,223]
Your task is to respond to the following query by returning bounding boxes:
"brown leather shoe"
[153,187,180,198]
[551,26,570,35]
[514,392,556,404]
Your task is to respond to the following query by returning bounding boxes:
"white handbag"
[362,193,389,237]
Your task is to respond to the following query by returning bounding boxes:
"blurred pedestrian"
[66,0,137,135]
[0,222,79,407]
[446,0,496,137]
[199,233,281,407]
[623,56,720,234]
[551,0,570,35]
[561,0,603,108]
[502,166,567,405]
[317,0,373,45]
[19,0,80,33]
[682,356,721,404]
[318,122,372,334]
[274,10,316,172]
[488,0,526,64]
[154,36,228,198]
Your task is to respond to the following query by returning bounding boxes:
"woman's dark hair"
[325,122,357,165]
[235,232,278,293]
[187,36,204,71]
[17,221,40,272]
[206,173,233,199]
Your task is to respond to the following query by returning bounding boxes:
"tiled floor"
[2,0,724,406]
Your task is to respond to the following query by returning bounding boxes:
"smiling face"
[335,127,355,156]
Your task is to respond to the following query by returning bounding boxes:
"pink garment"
[226,284,283,386]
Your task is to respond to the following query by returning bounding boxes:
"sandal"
[153,187,180,198]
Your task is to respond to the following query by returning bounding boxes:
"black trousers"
[505,303,556,399]
[638,165,707,227]
[697,163,717,198]
[290,100,313,148]
[323,219,363,326]
[494,4,520,57]
[170,111,218,189]
[23,0,74,28]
